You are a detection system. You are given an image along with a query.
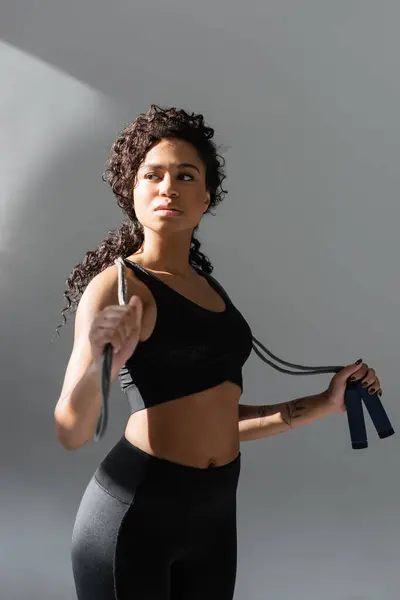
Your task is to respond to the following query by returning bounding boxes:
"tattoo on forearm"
[240,401,307,431]
[257,405,274,419]
[282,400,306,428]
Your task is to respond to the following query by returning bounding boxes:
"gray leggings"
[71,436,241,599]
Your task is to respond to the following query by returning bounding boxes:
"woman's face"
[132,138,210,233]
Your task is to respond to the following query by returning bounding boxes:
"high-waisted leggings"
[71,435,241,599]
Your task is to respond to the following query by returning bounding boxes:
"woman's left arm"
[238,360,382,442]
[238,393,333,441]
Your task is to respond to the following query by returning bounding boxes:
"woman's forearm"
[238,392,334,441]
[54,363,103,450]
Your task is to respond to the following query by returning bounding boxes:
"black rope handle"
[252,336,394,448]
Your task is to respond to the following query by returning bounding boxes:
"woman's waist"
[95,434,241,505]
[124,418,240,469]
[127,387,238,464]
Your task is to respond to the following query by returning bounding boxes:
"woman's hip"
[72,434,241,539]
[71,435,241,598]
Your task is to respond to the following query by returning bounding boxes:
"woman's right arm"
[54,266,143,450]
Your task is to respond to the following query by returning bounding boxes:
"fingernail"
[356,358,363,365]
[349,376,356,381]
[369,388,375,394]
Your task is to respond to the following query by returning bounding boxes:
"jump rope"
[94,257,395,449]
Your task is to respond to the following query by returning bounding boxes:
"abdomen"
[124,381,241,468]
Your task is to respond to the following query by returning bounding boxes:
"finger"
[103,305,128,317]
[337,360,366,383]
[97,324,125,351]
[348,362,369,382]
[135,299,143,328]
[116,324,129,349]
[121,307,140,340]
[123,297,141,328]
[116,309,141,350]
[364,381,378,394]
[360,370,378,388]
[122,320,131,339]
[129,294,140,306]
[358,368,376,386]
[359,373,381,395]
[99,315,127,344]
[103,308,134,339]
[367,379,380,395]
[120,313,133,339]
[112,329,127,353]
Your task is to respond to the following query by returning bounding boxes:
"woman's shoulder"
[82,260,146,309]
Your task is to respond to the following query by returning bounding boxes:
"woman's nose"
[159,175,178,195]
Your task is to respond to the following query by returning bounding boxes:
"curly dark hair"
[51,104,228,342]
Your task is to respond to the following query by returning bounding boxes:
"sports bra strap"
[116,255,233,309]
[200,270,233,307]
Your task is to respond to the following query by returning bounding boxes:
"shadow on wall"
[0,42,126,425]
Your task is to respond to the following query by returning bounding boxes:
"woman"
[54,105,382,600]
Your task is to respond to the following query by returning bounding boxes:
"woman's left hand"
[323,360,383,414]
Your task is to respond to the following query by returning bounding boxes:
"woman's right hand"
[89,295,143,382]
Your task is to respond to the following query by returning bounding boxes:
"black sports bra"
[118,259,254,413]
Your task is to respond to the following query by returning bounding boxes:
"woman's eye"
[145,173,194,181]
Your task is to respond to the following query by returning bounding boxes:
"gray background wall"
[1,2,399,598]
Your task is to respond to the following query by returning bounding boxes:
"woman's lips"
[155,208,182,216]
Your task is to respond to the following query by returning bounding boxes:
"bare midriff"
[124,381,241,469]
